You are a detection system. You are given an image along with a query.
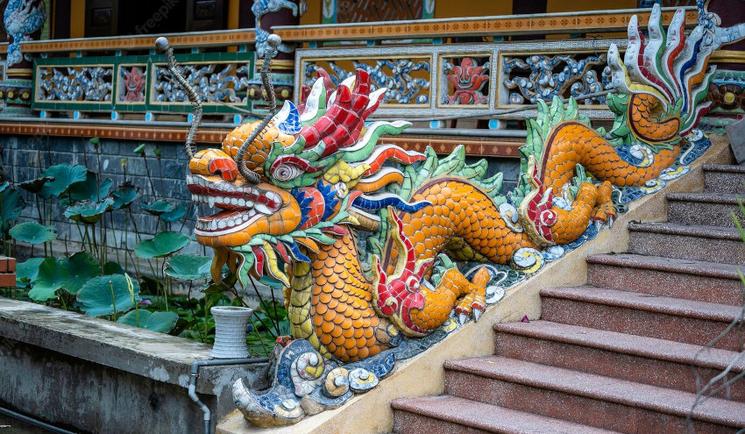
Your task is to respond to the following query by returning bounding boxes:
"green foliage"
[28,252,100,300]
[15,258,44,287]
[142,199,175,215]
[111,182,139,209]
[117,309,178,333]
[0,187,24,235]
[40,164,88,198]
[77,274,140,317]
[165,255,211,280]
[64,198,114,224]
[68,171,113,202]
[135,232,190,259]
[9,222,56,244]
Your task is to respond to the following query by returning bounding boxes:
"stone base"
[0,298,270,433]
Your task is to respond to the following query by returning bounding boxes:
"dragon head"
[188,69,429,287]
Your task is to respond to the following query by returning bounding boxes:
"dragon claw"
[472,308,483,322]
[457,313,468,326]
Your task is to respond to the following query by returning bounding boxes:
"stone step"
[494,320,745,401]
[586,253,744,305]
[540,287,744,351]
[444,356,745,434]
[667,192,744,228]
[704,164,745,194]
[391,395,617,434]
[628,222,745,265]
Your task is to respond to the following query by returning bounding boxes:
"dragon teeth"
[255,203,272,214]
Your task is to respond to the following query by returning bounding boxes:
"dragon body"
[179,3,745,426]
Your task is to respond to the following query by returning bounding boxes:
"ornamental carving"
[303,58,431,105]
[503,53,610,105]
[152,63,250,104]
[37,66,113,102]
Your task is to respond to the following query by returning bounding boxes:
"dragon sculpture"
[158,2,745,427]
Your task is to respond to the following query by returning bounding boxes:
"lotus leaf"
[111,182,139,209]
[68,171,113,202]
[40,164,87,198]
[0,188,24,232]
[117,310,178,333]
[165,255,211,280]
[19,176,53,193]
[161,204,186,223]
[134,232,189,259]
[9,222,57,244]
[28,252,101,300]
[142,199,175,216]
[16,258,44,287]
[64,198,114,224]
[77,274,140,317]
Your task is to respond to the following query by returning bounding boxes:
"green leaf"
[160,204,186,223]
[165,255,211,280]
[111,182,139,209]
[0,188,24,232]
[29,257,68,301]
[67,171,113,202]
[28,252,101,299]
[9,222,56,244]
[16,258,44,287]
[142,199,175,216]
[19,176,54,194]
[134,231,190,259]
[40,164,88,198]
[118,310,178,333]
[103,261,125,275]
[64,198,114,224]
[133,144,147,155]
[77,274,140,317]
[63,252,101,294]
[89,137,100,146]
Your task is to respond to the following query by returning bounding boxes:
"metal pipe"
[188,357,268,434]
[0,405,76,434]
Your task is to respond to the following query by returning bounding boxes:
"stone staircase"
[391,164,745,434]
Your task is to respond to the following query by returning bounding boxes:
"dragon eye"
[273,163,302,182]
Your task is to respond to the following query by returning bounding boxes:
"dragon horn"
[155,37,202,159]
[235,34,283,184]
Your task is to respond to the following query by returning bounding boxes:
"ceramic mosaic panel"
[302,57,431,105]
[440,55,491,107]
[36,65,114,103]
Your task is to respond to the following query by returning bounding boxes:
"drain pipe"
[188,357,268,434]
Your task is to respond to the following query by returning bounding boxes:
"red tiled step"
[392,395,618,434]
[444,356,745,434]
[628,222,745,265]
[703,164,745,194]
[586,253,744,305]
[540,286,745,351]
[494,320,745,401]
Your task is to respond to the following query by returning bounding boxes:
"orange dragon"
[158,3,742,426]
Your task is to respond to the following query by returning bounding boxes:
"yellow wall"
[301,0,322,25]
[435,0,512,18]
[70,0,85,38]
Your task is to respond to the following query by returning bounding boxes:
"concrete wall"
[0,297,269,434]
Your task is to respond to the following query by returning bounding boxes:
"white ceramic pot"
[210,306,254,359]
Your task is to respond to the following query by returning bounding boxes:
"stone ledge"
[0,297,266,395]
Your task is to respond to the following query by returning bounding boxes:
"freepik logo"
[134,0,180,35]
